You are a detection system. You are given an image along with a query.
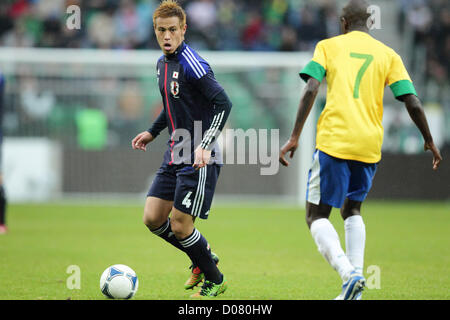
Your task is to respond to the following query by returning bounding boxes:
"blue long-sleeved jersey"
[148,42,232,165]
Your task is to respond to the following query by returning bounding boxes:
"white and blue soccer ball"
[100,264,139,299]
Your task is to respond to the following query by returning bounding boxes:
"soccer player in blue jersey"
[0,72,7,235]
[131,0,231,298]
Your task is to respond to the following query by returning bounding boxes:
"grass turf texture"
[0,201,448,300]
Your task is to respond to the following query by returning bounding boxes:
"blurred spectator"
[0,3,14,40]
[407,1,432,44]
[241,11,266,51]
[186,0,217,29]
[88,10,115,48]
[323,2,340,38]
[0,0,340,51]
[2,17,35,47]
[114,0,147,49]
[185,0,218,49]
[279,26,297,51]
[397,0,449,104]
[297,4,326,51]
[39,17,63,47]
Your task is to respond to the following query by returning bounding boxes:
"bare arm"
[401,94,442,170]
[290,78,320,141]
[279,77,320,167]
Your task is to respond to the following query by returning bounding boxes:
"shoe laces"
[200,281,215,296]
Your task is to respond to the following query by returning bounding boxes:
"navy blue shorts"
[147,164,221,219]
[306,149,378,208]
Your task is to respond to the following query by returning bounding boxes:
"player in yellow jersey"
[279,0,442,300]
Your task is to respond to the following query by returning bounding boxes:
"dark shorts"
[147,164,221,219]
[306,149,378,208]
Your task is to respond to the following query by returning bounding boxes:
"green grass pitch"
[0,200,449,300]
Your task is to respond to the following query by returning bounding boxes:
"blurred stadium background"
[0,0,448,205]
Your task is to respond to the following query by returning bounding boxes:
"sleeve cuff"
[147,128,159,138]
[299,60,326,83]
[389,80,417,99]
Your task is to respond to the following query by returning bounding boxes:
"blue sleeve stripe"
[183,51,204,78]
[182,47,207,79]
[185,47,207,74]
[181,52,202,79]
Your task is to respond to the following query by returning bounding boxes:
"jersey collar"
[165,42,186,61]
[348,30,371,37]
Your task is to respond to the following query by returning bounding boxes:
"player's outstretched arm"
[279,77,320,167]
[402,94,442,170]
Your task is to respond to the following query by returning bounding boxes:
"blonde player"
[279,0,442,300]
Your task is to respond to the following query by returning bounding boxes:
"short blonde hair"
[153,0,186,28]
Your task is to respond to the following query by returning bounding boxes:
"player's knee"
[341,200,362,220]
[341,208,360,220]
[142,213,153,229]
[169,218,184,239]
[305,214,317,229]
[305,202,331,229]
[142,209,163,230]
[169,217,191,240]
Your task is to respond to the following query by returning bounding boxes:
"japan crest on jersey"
[170,81,180,98]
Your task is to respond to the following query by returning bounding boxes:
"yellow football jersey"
[300,31,416,163]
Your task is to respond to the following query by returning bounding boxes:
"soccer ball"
[100,264,139,299]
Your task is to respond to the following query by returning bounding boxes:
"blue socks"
[178,229,222,284]
[150,219,186,252]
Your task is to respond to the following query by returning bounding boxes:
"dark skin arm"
[279,77,320,166]
[401,94,442,170]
